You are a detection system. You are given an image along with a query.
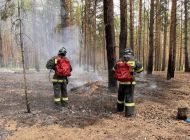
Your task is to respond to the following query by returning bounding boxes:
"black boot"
[117,103,124,112]
[61,101,68,107]
[125,106,135,117]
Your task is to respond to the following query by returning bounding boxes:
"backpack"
[55,58,71,77]
[114,61,132,82]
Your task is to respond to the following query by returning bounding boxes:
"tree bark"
[103,31,106,69]
[24,46,29,70]
[143,3,149,70]
[32,0,40,72]
[138,0,142,61]
[179,1,183,71]
[83,0,87,70]
[154,0,161,71]
[86,1,91,71]
[161,0,168,71]
[184,0,190,72]
[60,0,70,27]
[147,0,155,74]
[119,0,127,58]
[103,0,117,90]
[167,0,177,79]
[93,0,97,71]
[162,18,167,71]
[79,1,83,67]
[0,23,4,67]
[18,0,31,113]
[129,0,134,50]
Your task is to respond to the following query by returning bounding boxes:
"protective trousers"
[117,84,135,117]
[53,82,68,105]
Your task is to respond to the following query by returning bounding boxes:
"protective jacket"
[46,56,72,83]
[113,56,143,85]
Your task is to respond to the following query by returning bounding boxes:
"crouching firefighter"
[113,48,143,117]
[46,47,72,107]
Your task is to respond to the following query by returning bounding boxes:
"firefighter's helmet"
[58,47,67,56]
[123,48,134,56]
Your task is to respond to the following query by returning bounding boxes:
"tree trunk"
[179,1,183,71]
[79,1,83,67]
[18,0,31,113]
[103,0,117,90]
[0,23,4,67]
[146,10,149,69]
[119,0,127,58]
[138,0,142,61]
[142,2,146,69]
[93,0,97,71]
[147,0,155,74]
[24,46,29,70]
[103,31,106,69]
[87,17,91,71]
[184,0,190,72]
[86,1,91,71]
[60,0,70,27]
[161,0,168,71]
[32,0,40,72]
[69,0,73,26]
[154,0,161,71]
[162,20,167,71]
[129,0,134,50]
[167,0,177,80]
[83,0,87,70]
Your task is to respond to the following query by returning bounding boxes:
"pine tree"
[129,0,134,50]
[103,0,117,90]
[167,0,177,79]
[184,0,190,72]
[119,0,127,58]
[147,0,155,74]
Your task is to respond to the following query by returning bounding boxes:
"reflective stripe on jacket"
[52,79,67,83]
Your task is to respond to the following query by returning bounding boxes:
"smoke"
[136,72,158,90]
[26,0,82,69]
[149,83,157,89]
[17,0,82,70]
[50,25,81,68]
[0,0,104,86]
[30,1,103,86]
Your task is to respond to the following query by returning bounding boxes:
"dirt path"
[0,71,190,140]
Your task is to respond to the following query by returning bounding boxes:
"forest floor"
[0,70,190,140]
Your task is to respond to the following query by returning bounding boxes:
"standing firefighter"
[113,48,143,117]
[46,47,72,107]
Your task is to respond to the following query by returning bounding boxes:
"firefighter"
[113,48,143,117]
[46,47,72,107]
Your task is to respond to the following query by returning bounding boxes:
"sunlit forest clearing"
[0,0,190,139]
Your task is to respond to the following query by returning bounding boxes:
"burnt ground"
[0,71,190,140]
